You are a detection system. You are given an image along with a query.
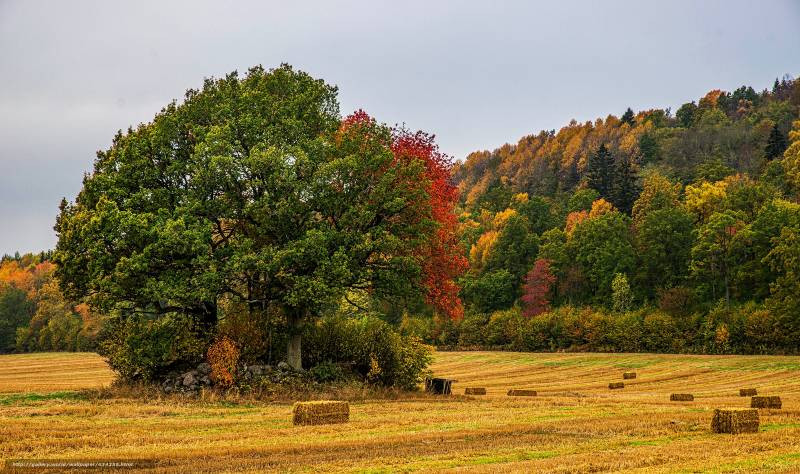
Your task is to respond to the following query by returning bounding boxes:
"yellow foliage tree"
[783,120,800,194]
[589,198,616,218]
[685,180,729,221]
[632,173,682,225]
[469,230,499,270]
[492,208,518,228]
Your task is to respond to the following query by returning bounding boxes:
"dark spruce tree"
[765,124,788,160]
[586,144,613,199]
[610,155,640,215]
[620,107,635,126]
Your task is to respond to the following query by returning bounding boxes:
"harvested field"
[1,351,800,472]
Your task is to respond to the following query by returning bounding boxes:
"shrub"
[486,307,522,346]
[610,311,644,352]
[658,287,696,317]
[399,313,434,343]
[98,314,208,382]
[457,312,489,346]
[308,361,348,383]
[642,311,677,352]
[207,335,240,388]
[303,315,432,390]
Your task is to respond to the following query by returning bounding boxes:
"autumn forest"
[1,70,800,383]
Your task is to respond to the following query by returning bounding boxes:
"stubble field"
[1,351,799,473]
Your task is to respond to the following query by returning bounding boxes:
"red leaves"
[521,259,556,317]
[391,125,467,321]
[339,110,467,320]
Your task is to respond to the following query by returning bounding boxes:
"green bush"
[98,314,208,382]
[308,360,348,383]
[303,315,432,390]
[458,312,488,346]
[434,301,788,355]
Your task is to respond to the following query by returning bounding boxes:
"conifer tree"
[610,155,639,215]
[620,107,635,126]
[587,144,613,198]
[765,124,788,160]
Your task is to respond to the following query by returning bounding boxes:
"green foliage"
[484,214,539,281]
[765,227,800,345]
[636,207,695,296]
[98,314,208,381]
[676,102,697,127]
[513,195,559,235]
[302,315,432,390]
[308,361,348,383]
[611,274,633,313]
[457,311,489,346]
[567,211,636,303]
[437,301,791,355]
[610,156,640,215]
[568,189,600,213]
[461,270,517,313]
[765,124,788,159]
[54,64,456,375]
[690,210,747,303]
[0,287,35,352]
[586,145,614,199]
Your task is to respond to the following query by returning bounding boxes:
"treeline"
[448,76,800,354]
[0,253,101,353]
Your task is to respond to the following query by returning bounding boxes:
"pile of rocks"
[161,361,298,393]
[162,362,213,393]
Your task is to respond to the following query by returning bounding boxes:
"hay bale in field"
[292,401,349,426]
[425,377,455,395]
[623,372,636,379]
[608,382,624,389]
[670,393,694,401]
[464,387,486,395]
[739,388,757,397]
[711,408,759,434]
[507,389,537,397]
[750,396,782,409]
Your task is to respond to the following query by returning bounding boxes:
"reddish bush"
[207,335,240,388]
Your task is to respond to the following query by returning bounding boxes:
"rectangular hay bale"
[711,408,759,434]
[670,393,694,401]
[464,387,487,395]
[751,396,782,409]
[507,389,537,397]
[739,388,757,397]
[608,382,624,389]
[623,372,637,380]
[293,400,349,426]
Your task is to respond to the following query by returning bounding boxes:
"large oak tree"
[55,65,463,371]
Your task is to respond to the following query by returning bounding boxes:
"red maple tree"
[391,125,468,320]
[338,111,467,320]
[521,259,556,317]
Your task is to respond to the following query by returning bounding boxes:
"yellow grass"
[0,352,114,393]
[1,351,800,473]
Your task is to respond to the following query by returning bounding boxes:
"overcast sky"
[1,0,798,255]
